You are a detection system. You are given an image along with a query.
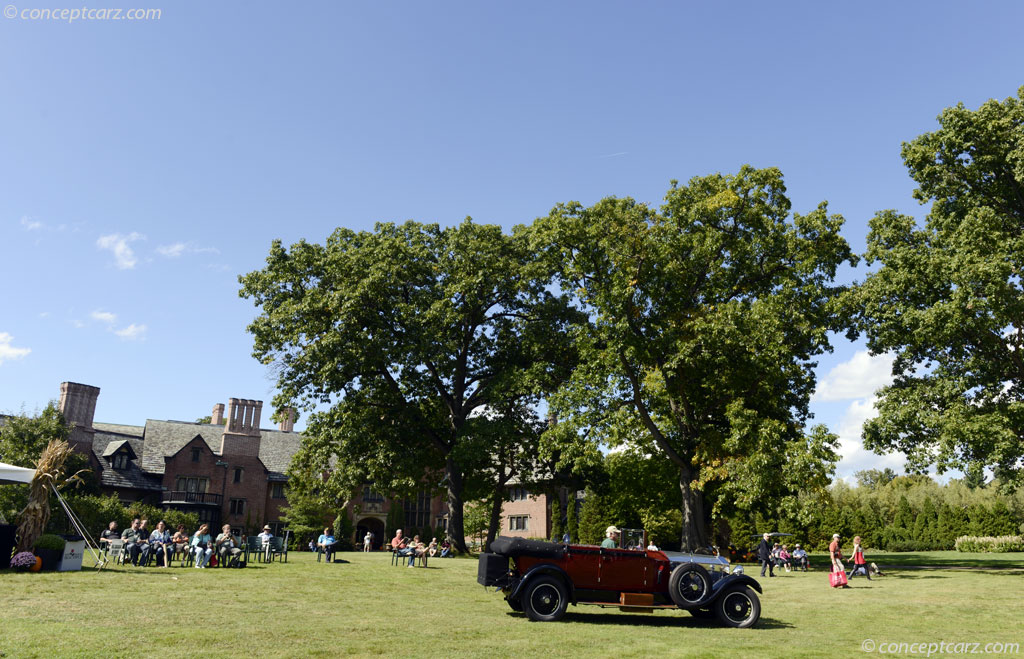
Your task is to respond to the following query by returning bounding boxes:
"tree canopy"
[533,166,854,549]
[240,219,579,552]
[852,87,1024,487]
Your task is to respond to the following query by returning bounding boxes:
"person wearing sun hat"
[601,526,620,549]
[258,524,274,562]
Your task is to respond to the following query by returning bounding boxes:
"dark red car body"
[478,536,762,627]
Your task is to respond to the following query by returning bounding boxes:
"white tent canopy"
[0,461,34,485]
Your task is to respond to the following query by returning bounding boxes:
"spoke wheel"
[522,576,568,622]
[668,563,712,609]
[714,586,761,628]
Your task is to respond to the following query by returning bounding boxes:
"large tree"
[240,219,578,552]
[534,166,853,549]
[853,87,1024,486]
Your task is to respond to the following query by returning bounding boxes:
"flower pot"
[35,548,62,571]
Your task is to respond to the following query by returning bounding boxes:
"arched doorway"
[356,517,386,550]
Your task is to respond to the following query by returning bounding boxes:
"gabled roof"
[101,439,136,459]
[90,429,162,492]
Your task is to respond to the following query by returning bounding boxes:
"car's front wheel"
[521,575,569,622]
[505,595,523,612]
[714,585,761,628]
[668,563,712,609]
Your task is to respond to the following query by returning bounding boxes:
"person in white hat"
[601,526,620,549]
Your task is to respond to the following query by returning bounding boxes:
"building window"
[191,447,201,462]
[271,483,286,499]
[233,467,243,484]
[404,491,431,529]
[508,515,529,531]
[197,508,218,524]
[112,453,129,470]
[362,486,384,503]
[509,486,529,501]
[435,515,447,532]
[175,477,209,494]
[229,498,245,515]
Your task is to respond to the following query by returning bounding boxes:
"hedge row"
[954,535,1024,553]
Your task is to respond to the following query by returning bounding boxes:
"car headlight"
[731,564,744,575]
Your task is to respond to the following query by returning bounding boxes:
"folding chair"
[107,539,127,566]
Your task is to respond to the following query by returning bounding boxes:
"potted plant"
[33,533,65,570]
[10,551,39,571]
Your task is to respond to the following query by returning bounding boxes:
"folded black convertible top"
[488,536,565,559]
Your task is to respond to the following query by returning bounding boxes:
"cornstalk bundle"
[16,439,75,552]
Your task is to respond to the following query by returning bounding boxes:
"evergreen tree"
[566,492,579,543]
[577,488,607,544]
[549,498,564,542]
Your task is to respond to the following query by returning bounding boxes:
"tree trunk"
[485,490,504,550]
[678,466,709,551]
[558,487,569,539]
[445,456,469,554]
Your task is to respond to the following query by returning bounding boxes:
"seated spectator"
[778,544,792,572]
[216,525,243,567]
[149,520,172,567]
[427,537,438,558]
[792,544,809,571]
[191,523,213,569]
[440,538,452,558]
[137,519,154,566]
[317,527,337,562]
[405,535,424,567]
[257,525,274,562]
[647,541,659,551]
[99,521,119,551]
[121,518,145,566]
[390,529,407,552]
[170,524,189,564]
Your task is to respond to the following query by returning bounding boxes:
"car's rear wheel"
[714,585,760,628]
[668,563,712,609]
[521,575,568,622]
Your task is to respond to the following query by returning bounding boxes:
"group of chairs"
[102,536,288,567]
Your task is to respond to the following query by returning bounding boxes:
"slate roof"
[90,428,162,492]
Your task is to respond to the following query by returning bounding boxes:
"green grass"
[1,551,1022,658]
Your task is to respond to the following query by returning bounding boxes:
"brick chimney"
[211,403,225,426]
[220,398,262,457]
[59,382,100,454]
[278,407,295,433]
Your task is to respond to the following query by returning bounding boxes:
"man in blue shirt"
[317,527,337,563]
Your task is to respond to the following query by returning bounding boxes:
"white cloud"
[90,309,117,325]
[833,396,907,480]
[814,350,895,402]
[156,242,220,259]
[96,232,146,269]
[0,332,31,365]
[20,216,42,231]
[114,323,147,341]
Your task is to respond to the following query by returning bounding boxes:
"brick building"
[58,381,302,534]
[47,381,560,544]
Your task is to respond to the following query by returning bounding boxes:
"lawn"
[0,551,1021,658]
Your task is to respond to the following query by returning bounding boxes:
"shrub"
[33,533,65,551]
[954,535,1024,553]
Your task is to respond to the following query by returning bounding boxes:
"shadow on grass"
[507,610,794,629]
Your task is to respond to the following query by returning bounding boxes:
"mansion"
[49,381,557,542]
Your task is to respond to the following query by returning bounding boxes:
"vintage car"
[477,536,762,627]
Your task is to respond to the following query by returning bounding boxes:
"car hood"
[661,551,731,568]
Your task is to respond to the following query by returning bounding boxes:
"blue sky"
[2,0,1022,480]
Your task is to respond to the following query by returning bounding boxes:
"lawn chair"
[267,536,288,563]
[106,539,127,566]
[244,536,263,563]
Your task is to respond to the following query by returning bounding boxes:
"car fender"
[709,573,762,599]
[509,563,575,603]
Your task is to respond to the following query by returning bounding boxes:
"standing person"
[258,525,275,563]
[363,531,373,553]
[191,523,213,569]
[847,535,871,581]
[757,533,775,578]
[149,520,171,567]
[216,524,243,567]
[601,526,620,549]
[829,533,850,588]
